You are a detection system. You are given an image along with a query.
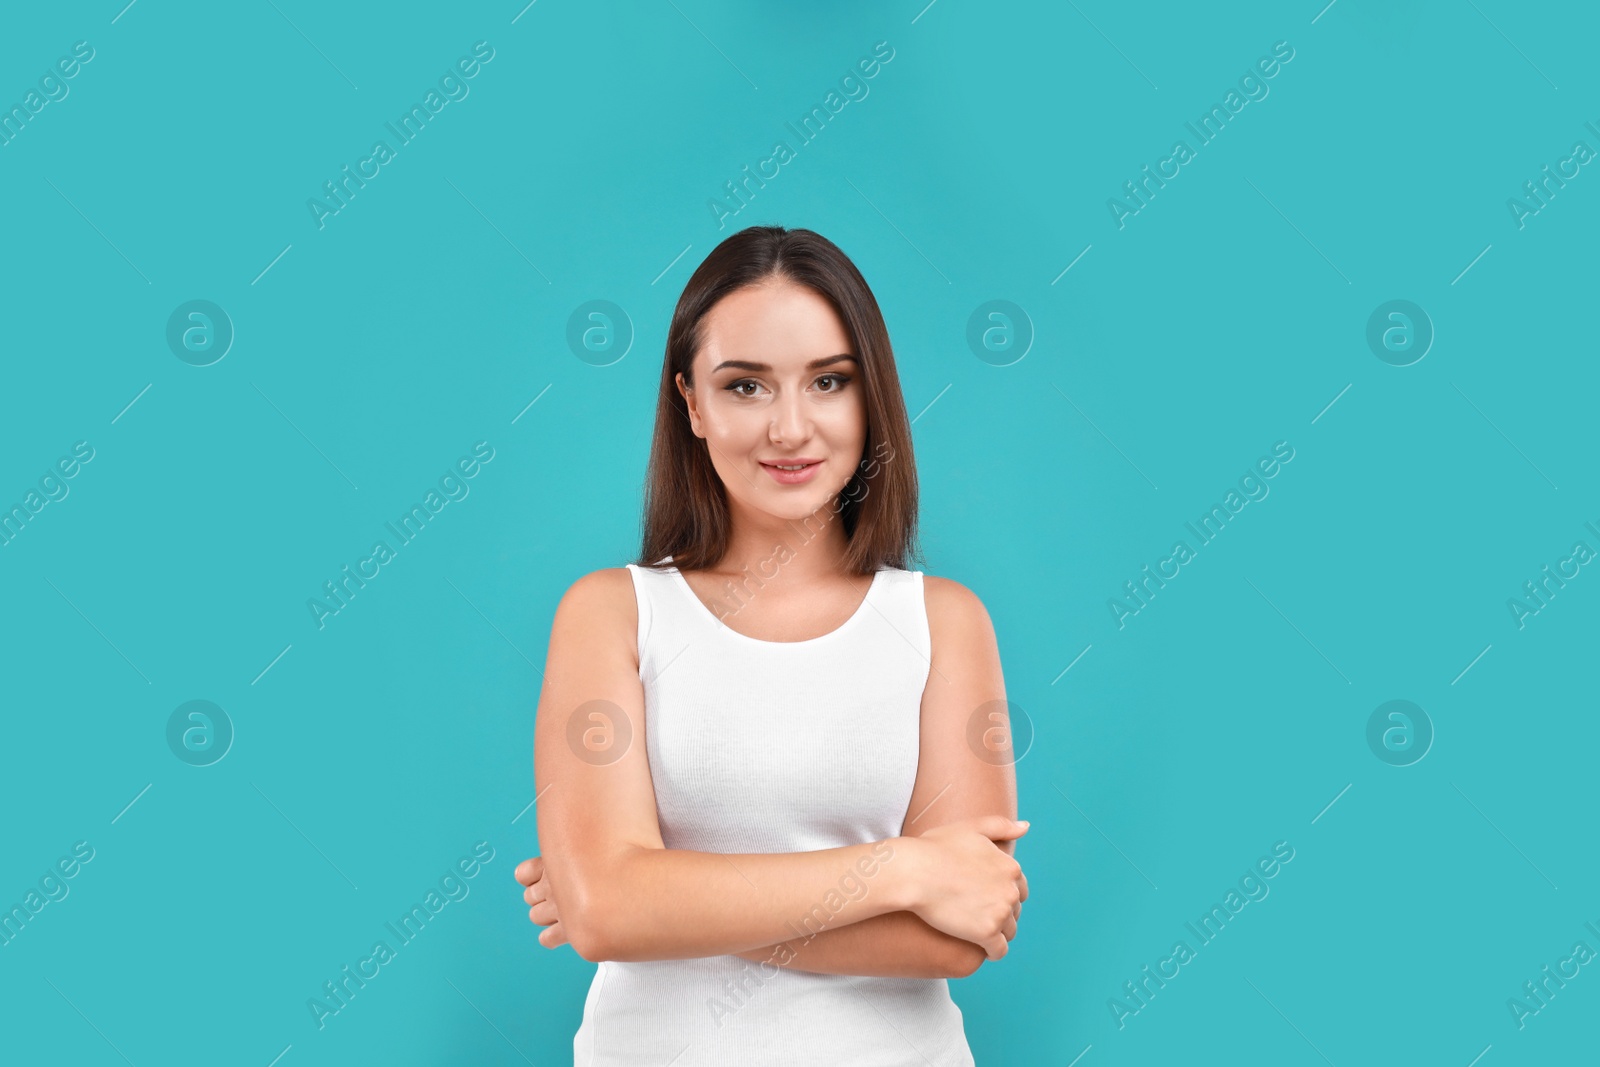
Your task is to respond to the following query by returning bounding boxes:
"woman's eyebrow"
[711,354,858,373]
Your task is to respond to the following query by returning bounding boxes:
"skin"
[515,276,1029,978]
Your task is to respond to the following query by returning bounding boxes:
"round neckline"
[661,561,885,647]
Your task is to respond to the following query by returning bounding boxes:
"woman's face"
[678,278,867,528]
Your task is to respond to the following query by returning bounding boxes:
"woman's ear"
[675,372,702,437]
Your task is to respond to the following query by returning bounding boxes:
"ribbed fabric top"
[570,556,975,1066]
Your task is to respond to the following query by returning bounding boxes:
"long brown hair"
[635,226,921,576]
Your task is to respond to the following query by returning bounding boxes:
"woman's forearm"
[576,837,918,963]
[732,910,984,979]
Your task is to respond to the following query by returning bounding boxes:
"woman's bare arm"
[732,911,979,978]
[534,568,932,963]
[728,575,1022,978]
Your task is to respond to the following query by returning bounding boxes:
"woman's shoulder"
[919,572,996,633]
[553,567,638,631]
[919,572,988,608]
[916,573,1001,674]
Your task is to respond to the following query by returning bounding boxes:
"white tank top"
[571,556,975,1066]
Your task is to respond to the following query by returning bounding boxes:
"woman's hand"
[514,855,569,949]
[898,815,1029,961]
[515,821,1031,962]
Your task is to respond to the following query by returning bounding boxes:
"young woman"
[515,226,1029,1065]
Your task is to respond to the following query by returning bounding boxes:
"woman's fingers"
[975,815,1030,843]
[537,919,569,949]
[525,871,559,910]
[519,858,564,943]
[513,856,544,886]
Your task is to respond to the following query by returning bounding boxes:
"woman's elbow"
[551,875,616,962]
[568,924,610,963]
[947,941,988,979]
[564,901,621,962]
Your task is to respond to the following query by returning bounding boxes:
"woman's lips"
[760,460,821,485]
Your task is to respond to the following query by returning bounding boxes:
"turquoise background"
[2,0,1596,1063]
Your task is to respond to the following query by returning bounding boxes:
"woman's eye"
[725,375,850,397]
